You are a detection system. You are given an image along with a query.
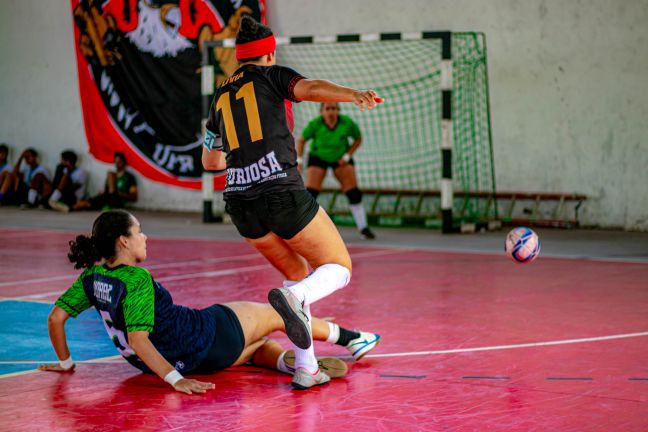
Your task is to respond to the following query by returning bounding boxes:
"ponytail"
[67,209,134,269]
[68,235,101,269]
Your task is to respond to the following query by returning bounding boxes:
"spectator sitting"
[0,148,50,207]
[74,152,137,211]
[0,144,13,202]
[0,144,11,173]
[47,150,88,213]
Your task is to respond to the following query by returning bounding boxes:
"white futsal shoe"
[268,288,312,349]
[346,331,381,361]
[291,367,331,390]
[283,350,348,379]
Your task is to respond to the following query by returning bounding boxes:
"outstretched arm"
[293,79,383,111]
[128,331,215,395]
[39,306,75,372]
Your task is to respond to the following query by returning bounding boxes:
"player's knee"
[306,187,320,199]
[320,262,351,289]
[345,187,362,204]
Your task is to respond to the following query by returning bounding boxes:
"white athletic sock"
[276,351,292,375]
[283,280,299,288]
[27,189,38,205]
[287,263,350,306]
[350,203,368,231]
[326,322,340,344]
[292,304,318,373]
[50,189,62,202]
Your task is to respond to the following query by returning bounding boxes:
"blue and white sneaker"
[346,331,381,361]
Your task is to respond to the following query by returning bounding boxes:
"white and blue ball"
[505,227,540,263]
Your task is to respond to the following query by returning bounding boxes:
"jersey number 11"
[216,82,263,151]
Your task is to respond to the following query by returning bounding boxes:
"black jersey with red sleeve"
[205,64,306,198]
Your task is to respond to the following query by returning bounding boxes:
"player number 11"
[216,82,263,150]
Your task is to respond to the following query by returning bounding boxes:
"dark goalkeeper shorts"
[225,190,320,240]
[307,153,355,170]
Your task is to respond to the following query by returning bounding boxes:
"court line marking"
[0,249,398,301]
[364,331,648,358]
[0,252,264,288]
[2,331,647,367]
[0,354,123,380]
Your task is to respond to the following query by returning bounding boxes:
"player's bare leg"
[245,232,309,281]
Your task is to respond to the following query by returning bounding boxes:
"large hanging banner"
[71,0,265,189]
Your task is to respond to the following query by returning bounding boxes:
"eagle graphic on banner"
[72,0,265,189]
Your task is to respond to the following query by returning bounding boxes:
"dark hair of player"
[25,148,38,158]
[235,15,273,63]
[0,144,8,154]
[68,210,133,269]
[61,150,78,166]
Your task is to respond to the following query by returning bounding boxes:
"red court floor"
[0,226,647,431]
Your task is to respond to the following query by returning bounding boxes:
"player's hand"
[173,378,215,395]
[337,158,348,167]
[38,363,76,373]
[352,90,383,111]
[297,161,303,174]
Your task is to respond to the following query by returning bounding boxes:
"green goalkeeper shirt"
[301,114,361,163]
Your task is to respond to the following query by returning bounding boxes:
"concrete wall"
[1,0,647,229]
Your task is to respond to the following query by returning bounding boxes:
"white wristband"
[296,156,303,164]
[164,370,184,386]
[59,357,74,370]
[342,153,351,162]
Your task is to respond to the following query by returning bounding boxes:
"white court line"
[0,252,263,288]
[364,331,648,358]
[2,249,399,301]
[2,331,647,367]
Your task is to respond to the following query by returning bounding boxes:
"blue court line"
[0,301,116,375]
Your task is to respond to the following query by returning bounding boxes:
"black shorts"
[225,190,320,240]
[307,153,355,170]
[194,304,245,373]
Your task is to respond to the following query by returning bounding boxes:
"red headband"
[236,35,276,60]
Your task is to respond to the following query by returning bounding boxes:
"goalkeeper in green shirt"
[297,103,375,239]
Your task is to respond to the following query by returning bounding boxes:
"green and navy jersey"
[55,264,217,374]
[302,114,361,163]
[205,64,306,199]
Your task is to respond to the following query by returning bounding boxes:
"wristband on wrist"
[164,370,184,386]
[59,357,74,370]
[342,153,351,163]
[296,156,303,164]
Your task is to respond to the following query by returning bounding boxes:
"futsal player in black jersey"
[202,16,382,389]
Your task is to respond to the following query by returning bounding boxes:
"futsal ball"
[505,227,540,263]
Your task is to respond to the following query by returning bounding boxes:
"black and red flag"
[71,0,265,189]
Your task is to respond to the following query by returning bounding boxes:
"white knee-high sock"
[350,203,368,231]
[287,263,350,306]
[292,304,318,373]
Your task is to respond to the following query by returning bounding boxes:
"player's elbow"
[48,306,68,327]
[294,79,324,102]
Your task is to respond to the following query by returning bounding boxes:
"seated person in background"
[75,152,137,211]
[48,150,88,213]
[0,148,50,207]
[0,144,13,202]
[0,144,11,173]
